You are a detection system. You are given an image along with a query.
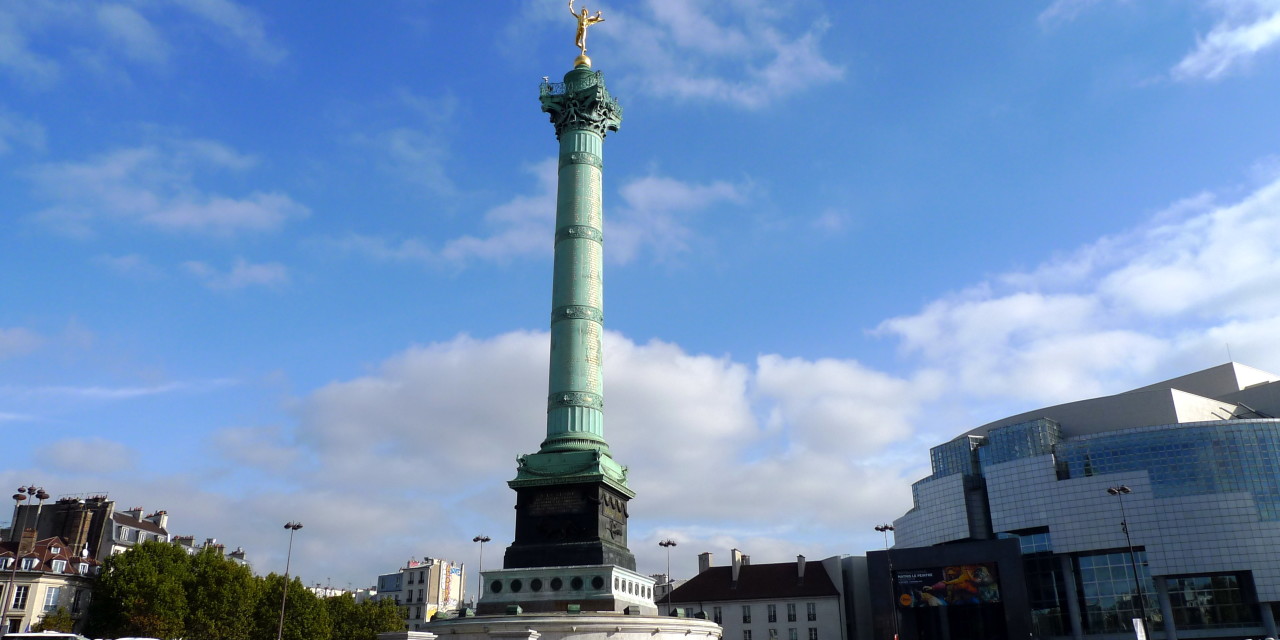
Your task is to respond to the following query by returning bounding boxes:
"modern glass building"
[893,362,1280,640]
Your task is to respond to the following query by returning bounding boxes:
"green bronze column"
[503,55,636,572]
[540,64,619,455]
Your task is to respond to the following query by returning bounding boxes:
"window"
[742,605,752,623]
[12,585,29,610]
[72,590,84,615]
[787,603,796,622]
[808,629,818,640]
[743,632,752,640]
[713,606,722,624]
[768,604,777,622]
[51,560,66,573]
[43,586,62,612]
[788,629,797,640]
[806,602,816,621]
[768,629,778,640]
[0,558,8,569]
[21,557,37,570]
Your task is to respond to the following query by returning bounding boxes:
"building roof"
[957,362,1280,441]
[0,536,99,574]
[113,511,168,534]
[668,561,839,604]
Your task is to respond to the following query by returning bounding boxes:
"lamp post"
[472,535,490,608]
[1107,486,1148,637]
[659,539,678,612]
[1,490,29,633]
[277,521,303,640]
[875,524,899,640]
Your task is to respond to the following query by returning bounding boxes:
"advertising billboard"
[894,563,1000,607]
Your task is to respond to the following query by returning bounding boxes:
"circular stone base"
[420,613,721,640]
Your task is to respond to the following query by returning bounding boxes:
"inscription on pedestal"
[527,489,588,516]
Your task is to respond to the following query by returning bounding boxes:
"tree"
[85,540,191,640]
[253,574,331,640]
[34,607,75,633]
[185,547,259,640]
[327,595,405,640]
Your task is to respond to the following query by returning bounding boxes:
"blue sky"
[5,0,1280,592]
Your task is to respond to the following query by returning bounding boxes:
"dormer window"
[51,546,61,554]
[0,558,10,569]
[79,563,90,576]
[51,560,67,573]
[21,557,38,570]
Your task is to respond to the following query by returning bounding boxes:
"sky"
[4,0,1280,595]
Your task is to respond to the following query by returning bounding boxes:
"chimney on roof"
[730,549,744,587]
[742,554,750,566]
[146,510,169,531]
[125,506,144,520]
[797,555,806,585]
[17,528,37,556]
[229,547,246,562]
[698,552,713,574]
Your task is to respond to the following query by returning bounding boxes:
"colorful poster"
[894,564,1000,607]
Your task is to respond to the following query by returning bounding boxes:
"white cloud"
[353,92,458,195]
[170,0,287,64]
[28,140,308,236]
[1,379,234,400]
[611,174,747,262]
[1173,1,1280,80]
[1038,0,1280,80]
[0,1,284,85]
[35,437,136,474]
[96,4,169,65]
[0,106,45,154]
[95,253,164,278]
[1038,0,1119,27]
[284,330,921,548]
[335,161,746,266]
[879,170,1280,405]
[522,0,843,108]
[0,327,43,360]
[184,258,290,290]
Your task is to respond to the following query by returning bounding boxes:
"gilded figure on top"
[569,0,604,54]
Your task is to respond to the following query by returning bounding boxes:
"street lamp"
[659,539,678,611]
[1,490,29,632]
[874,525,899,640]
[1107,486,1149,637]
[277,521,303,640]
[472,535,490,608]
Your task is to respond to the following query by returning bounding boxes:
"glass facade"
[930,435,984,479]
[1076,551,1157,634]
[896,366,1280,639]
[1168,574,1256,629]
[1057,420,1280,520]
[978,419,1062,468]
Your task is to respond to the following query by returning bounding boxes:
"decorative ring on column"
[551,305,603,324]
[547,391,604,411]
[556,225,603,244]
[559,151,603,169]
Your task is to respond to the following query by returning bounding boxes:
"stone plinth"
[425,613,721,640]
[478,565,656,615]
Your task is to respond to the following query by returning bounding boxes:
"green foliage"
[186,547,259,640]
[327,595,405,640]
[253,574,331,640]
[86,540,191,639]
[34,607,76,633]
[84,541,405,640]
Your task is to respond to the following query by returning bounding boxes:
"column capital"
[540,67,623,139]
